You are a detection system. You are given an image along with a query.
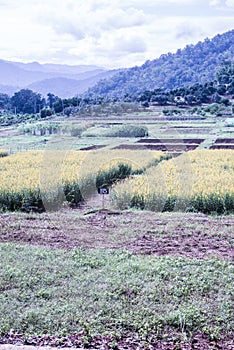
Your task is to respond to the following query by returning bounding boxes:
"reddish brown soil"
[113,144,198,151]
[214,138,234,144]
[210,145,234,149]
[137,138,204,144]
[0,210,233,260]
[165,117,206,121]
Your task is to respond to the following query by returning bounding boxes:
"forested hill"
[86,29,234,99]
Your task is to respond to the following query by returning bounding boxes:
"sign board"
[98,188,109,195]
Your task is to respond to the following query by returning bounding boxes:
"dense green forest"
[86,30,234,99]
[137,61,234,106]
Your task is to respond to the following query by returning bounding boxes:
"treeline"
[0,62,233,127]
[0,90,85,116]
[0,87,144,126]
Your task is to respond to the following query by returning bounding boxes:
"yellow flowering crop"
[0,149,165,211]
[112,149,234,214]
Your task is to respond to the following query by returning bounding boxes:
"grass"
[0,242,233,339]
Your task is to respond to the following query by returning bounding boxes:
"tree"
[53,99,63,113]
[216,62,234,94]
[47,93,58,109]
[0,93,10,110]
[11,89,44,114]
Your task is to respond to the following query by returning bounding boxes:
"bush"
[105,125,148,138]
[96,163,132,188]
[0,149,9,157]
[40,108,53,118]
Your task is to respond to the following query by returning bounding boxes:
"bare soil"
[0,209,233,260]
[214,138,234,144]
[1,330,233,349]
[210,145,234,149]
[113,144,198,151]
[136,138,205,144]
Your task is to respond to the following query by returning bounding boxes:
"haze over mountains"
[0,60,121,98]
[0,29,233,99]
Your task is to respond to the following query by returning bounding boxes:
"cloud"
[175,22,205,40]
[40,2,147,41]
[0,0,233,68]
[209,0,222,6]
[226,0,234,7]
[113,35,147,53]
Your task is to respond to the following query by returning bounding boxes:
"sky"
[0,0,233,69]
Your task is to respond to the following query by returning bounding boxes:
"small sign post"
[98,188,109,209]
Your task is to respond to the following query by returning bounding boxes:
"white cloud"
[209,0,222,6]
[0,0,233,68]
[226,0,234,7]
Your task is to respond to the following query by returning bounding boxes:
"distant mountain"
[0,60,118,97]
[86,29,234,99]
[27,69,120,98]
[0,83,19,95]
[11,61,104,75]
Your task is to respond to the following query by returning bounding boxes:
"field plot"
[0,147,234,214]
[210,138,234,150]
[0,110,231,153]
[112,144,198,152]
[136,138,205,144]
[0,149,165,212]
[113,149,234,214]
[0,210,233,349]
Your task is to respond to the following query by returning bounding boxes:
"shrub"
[96,163,132,188]
[0,149,9,157]
[105,125,148,138]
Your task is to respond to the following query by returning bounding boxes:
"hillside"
[86,29,234,99]
[0,60,119,97]
[27,69,122,98]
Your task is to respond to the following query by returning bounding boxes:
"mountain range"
[0,60,122,98]
[0,29,233,99]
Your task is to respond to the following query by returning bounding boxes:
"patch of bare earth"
[0,209,233,260]
[0,209,233,349]
[1,332,234,350]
